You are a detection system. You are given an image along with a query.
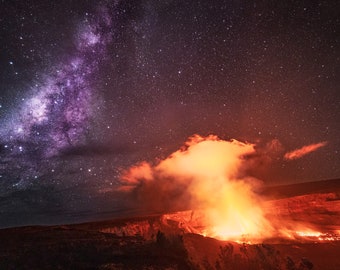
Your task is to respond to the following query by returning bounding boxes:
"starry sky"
[0,0,339,227]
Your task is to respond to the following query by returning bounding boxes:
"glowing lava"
[286,229,340,242]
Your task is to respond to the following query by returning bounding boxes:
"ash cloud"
[244,139,284,179]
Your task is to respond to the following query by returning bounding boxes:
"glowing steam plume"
[121,135,274,240]
[284,141,328,160]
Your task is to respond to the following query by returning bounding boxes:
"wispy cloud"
[284,141,328,160]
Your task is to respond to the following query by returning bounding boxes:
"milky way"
[0,0,339,227]
[1,4,113,157]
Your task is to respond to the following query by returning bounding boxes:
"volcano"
[1,178,339,269]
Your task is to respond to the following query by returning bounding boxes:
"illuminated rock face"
[97,193,340,244]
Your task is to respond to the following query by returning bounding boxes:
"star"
[0,0,338,228]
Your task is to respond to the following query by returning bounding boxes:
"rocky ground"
[0,179,339,269]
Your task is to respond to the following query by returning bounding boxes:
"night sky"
[0,0,339,227]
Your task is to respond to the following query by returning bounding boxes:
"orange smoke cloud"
[284,141,327,160]
[120,134,274,240]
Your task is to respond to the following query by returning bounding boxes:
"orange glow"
[294,230,340,241]
[284,141,327,160]
[296,230,321,237]
[121,134,274,241]
[120,134,338,243]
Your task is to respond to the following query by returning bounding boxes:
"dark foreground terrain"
[1,179,340,269]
